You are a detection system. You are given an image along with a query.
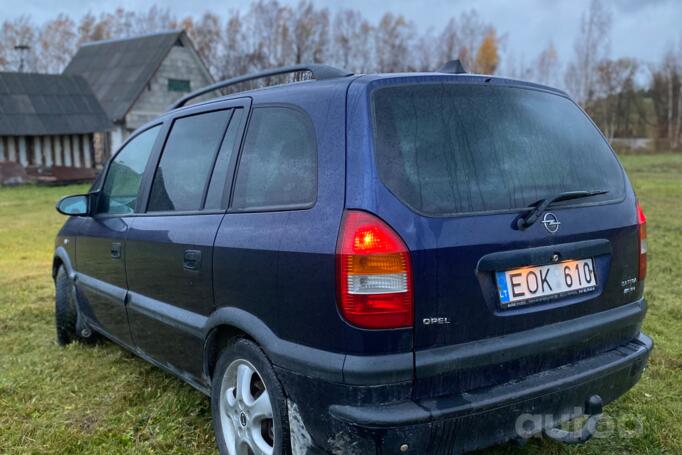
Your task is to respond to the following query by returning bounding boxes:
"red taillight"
[637,201,647,281]
[336,211,413,329]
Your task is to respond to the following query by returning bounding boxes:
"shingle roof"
[63,30,185,122]
[0,72,113,136]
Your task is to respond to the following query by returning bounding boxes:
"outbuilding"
[64,30,214,153]
[0,72,113,183]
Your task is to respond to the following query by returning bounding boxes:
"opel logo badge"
[541,212,561,233]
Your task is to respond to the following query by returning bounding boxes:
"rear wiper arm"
[516,190,609,230]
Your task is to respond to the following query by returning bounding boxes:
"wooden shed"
[0,72,113,183]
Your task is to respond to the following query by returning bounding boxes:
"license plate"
[496,259,596,308]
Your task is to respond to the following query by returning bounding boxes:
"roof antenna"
[437,59,467,74]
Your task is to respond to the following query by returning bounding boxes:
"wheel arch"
[53,246,75,280]
[202,307,274,383]
[202,307,347,385]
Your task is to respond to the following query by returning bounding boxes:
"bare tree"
[456,10,487,72]
[564,0,612,105]
[438,17,460,67]
[435,10,496,73]
[332,9,373,72]
[652,44,682,148]
[290,1,330,65]
[374,13,414,73]
[534,41,560,86]
[593,58,639,140]
[0,16,38,72]
[77,13,109,44]
[221,11,252,79]
[37,14,77,73]
[184,13,223,78]
[412,28,438,72]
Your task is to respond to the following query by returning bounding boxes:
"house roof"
[0,72,113,136]
[63,30,191,123]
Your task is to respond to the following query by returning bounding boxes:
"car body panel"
[75,215,134,344]
[125,213,223,380]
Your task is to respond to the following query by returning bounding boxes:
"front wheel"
[211,338,290,455]
[54,266,97,345]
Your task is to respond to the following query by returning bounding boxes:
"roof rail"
[170,64,353,110]
[437,59,467,74]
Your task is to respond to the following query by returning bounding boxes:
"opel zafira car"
[53,61,652,455]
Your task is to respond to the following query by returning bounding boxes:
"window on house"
[168,79,191,92]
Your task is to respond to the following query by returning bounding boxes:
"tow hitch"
[544,395,603,444]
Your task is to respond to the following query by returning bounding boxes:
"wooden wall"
[0,134,95,169]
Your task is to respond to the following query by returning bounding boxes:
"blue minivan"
[54,63,652,454]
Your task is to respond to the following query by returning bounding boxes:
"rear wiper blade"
[516,190,609,230]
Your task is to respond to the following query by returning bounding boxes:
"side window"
[204,109,244,210]
[232,107,316,210]
[147,110,230,212]
[97,125,160,215]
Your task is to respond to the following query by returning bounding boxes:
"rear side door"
[125,100,249,380]
[76,125,162,345]
[213,103,350,352]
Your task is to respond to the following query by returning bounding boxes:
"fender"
[202,307,345,383]
[53,246,76,281]
[53,245,92,336]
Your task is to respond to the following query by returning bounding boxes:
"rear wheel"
[54,265,96,345]
[212,338,289,455]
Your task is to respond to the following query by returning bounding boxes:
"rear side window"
[372,83,625,216]
[232,107,316,210]
[204,109,244,210]
[148,110,230,212]
[97,125,160,215]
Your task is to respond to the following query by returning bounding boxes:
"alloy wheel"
[219,359,275,455]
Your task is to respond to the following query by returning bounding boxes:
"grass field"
[1,154,681,454]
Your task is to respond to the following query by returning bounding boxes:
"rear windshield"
[372,83,625,216]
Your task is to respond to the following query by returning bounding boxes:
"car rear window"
[372,83,625,216]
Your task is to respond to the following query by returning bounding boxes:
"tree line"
[0,0,680,150]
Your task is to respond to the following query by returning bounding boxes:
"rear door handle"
[111,242,122,259]
[183,249,202,271]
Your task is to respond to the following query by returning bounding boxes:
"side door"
[125,100,249,381]
[213,104,340,350]
[76,124,163,345]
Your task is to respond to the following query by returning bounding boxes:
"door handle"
[111,242,122,259]
[183,250,202,271]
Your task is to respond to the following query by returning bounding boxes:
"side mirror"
[56,194,90,216]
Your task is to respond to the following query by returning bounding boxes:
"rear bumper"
[277,332,652,454]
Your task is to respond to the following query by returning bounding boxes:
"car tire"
[211,338,290,455]
[55,265,97,345]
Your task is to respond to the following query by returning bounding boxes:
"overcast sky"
[3,0,680,66]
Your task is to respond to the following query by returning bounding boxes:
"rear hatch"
[348,76,645,399]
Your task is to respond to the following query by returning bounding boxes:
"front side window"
[232,107,316,210]
[147,110,230,212]
[372,83,625,216]
[97,125,160,215]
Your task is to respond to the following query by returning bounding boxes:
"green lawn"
[1,154,681,454]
